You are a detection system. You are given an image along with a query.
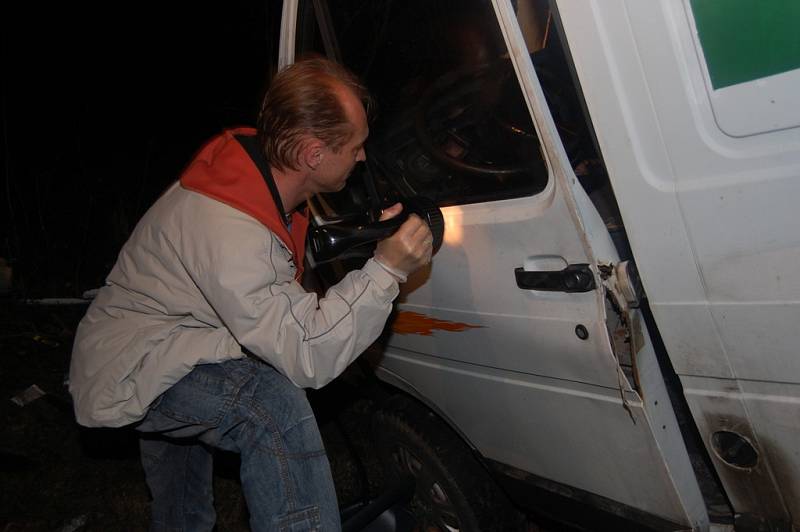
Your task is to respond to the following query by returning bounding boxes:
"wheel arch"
[372,365,483,457]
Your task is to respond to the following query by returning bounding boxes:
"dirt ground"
[0,301,390,531]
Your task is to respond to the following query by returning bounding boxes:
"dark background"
[1,4,289,528]
[2,1,282,297]
[1,8,395,528]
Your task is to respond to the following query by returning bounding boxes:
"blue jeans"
[136,357,340,532]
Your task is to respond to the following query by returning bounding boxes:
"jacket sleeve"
[186,211,400,389]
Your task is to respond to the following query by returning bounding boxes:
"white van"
[281,1,800,530]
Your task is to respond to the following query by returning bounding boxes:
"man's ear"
[301,138,326,170]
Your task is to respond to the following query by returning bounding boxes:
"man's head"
[257,56,372,192]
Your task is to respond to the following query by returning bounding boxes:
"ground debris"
[10,385,46,407]
[56,515,88,532]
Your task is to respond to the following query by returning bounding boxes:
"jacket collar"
[180,128,309,276]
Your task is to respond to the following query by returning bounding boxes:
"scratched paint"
[391,311,484,336]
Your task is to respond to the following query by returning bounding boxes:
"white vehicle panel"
[377,339,704,527]
[682,376,799,518]
[558,0,800,523]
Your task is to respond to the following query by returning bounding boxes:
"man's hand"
[374,203,433,281]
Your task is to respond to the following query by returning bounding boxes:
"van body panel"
[376,345,698,526]
[558,0,800,523]
[682,376,800,518]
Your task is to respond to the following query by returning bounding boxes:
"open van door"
[281,0,709,528]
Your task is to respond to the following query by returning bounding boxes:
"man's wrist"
[372,255,408,283]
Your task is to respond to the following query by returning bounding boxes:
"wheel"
[373,395,525,532]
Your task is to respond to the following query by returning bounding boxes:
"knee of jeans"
[280,413,326,458]
[247,372,321,449]
[265,372,315,422]
[275,505,321,532]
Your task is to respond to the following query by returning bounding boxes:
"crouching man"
[69,57,433,532]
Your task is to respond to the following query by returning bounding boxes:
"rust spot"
[391,311,483,336]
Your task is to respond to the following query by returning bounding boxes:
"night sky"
[2,2,282,296]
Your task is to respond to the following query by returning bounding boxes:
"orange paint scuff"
[392,311,483,336]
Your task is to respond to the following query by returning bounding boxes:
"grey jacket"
[69,133,399,428]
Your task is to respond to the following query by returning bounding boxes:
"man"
[69,57,433,531]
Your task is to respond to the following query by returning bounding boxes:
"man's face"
[311,93,369,193]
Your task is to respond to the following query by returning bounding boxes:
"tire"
[373,395,525,532]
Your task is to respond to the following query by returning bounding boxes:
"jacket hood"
[180,128,308,275]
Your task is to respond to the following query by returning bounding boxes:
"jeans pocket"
[276,505,321,532]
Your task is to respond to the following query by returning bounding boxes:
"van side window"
[297,0,548,209]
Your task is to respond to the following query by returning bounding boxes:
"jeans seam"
[244,386,298,512]
[179,444,189,530]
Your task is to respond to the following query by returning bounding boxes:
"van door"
[282,0,707,527]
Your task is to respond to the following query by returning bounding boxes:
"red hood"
[180,128,308,276]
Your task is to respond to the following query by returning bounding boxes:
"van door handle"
[514,264,596,292]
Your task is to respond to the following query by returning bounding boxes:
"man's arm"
[189,206,431,388]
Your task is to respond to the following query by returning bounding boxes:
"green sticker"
[690,0,800,89]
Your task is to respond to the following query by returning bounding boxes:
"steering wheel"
[413,60,538,177]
